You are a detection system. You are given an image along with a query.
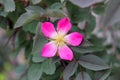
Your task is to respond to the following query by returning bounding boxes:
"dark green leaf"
[14,12,40,28]
[86,15,96,35]
[49,2,63,9]
[93,3,105,14]
[7,2,25,23]
[42,59,56,75]
[78,54,110,71]
[28,63,43,80]
[43,2,65,18]
[72,37,104,54]
[41,66,62,80]
[25,6,45,14]
[93,69,111,80]
[32,22,47,62]
[67,1,96,32]
[75,72,92,80]
[42,0,60,6]
[44,9,66,18]
[23,20,38,34]
[72,46,103,54]
[69,0,103,8]
[0,18,7,29]
[18,30,27,46]
[107,75,120,80]
[0,11,8,17]
[1,0,15,12]
[24,40,33,59]
[63,61,78,80]
[32,55,45,63]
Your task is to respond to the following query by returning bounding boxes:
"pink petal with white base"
[57,18,72,34]
[41,41,57,58]
[41,22,57,38]
[58,45,73,61]
[65,32,83,46]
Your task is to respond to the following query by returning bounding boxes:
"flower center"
[54,33,65,46]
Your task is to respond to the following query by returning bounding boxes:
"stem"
[60,60,66,68]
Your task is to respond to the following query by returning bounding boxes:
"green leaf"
[14,6,44,28]
[72,46,103,54]
[28,63,43,80]
[93,69,111,80]
[32,55,45,63]
[31,2,65,18]
[41,0,60,7]
[75,72,92,80]
[63,61,78,80]
[44,9,66,18]
[14,12,40,28]
[7,2,25,23]
[86,15,96,35]
[18,30,27,46]
[32,0,42,4]
[0,18,7,29]
[25,6,45,14]
[69,0,103,8]
[72,37,104,54]
[78,35,104,53]
[103,0,120,26]
[78,54,110,71]
[1,0,15,12]
[0,11,8,17]
[106,75,120,80]
[92,3,105,14]
[22,20,38,34]
[42,59,56,75]
[41,66,62,80]
[32,22,47,63]
[49,2,63,9]
[67,1,96,32]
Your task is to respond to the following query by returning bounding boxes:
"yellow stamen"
[54,33,65,46]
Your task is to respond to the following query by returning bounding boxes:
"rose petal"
[41,22,57,38]
[41,41,57,58]
[65,32,83,46]
[58,45,73,61]
[57,17,72,34]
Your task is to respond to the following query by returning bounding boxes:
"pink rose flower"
[41,17,83,61]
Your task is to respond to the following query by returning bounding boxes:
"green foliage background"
[0,0,120,80]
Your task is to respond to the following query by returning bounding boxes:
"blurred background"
[0,0,120,80]
[0,28,27,80]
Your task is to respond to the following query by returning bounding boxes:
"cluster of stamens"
[53,33,65,46]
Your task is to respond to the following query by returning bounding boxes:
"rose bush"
[0,0,120,80]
